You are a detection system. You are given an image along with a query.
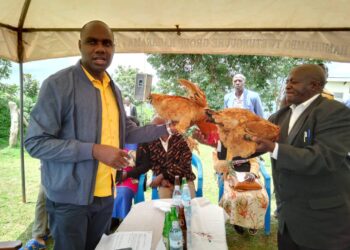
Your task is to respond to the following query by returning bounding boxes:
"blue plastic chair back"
[217,159,271,235]
[259,160,271,235]
[191,154,203,197]
[134,174,146,204]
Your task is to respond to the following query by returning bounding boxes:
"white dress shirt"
[271,94,320,159]
[124,105,131,116]
[160,135,171,152]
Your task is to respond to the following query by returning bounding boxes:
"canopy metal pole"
[17,0,31,203]
[19,61,26,203]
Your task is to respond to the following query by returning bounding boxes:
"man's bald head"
[80,20,114,42]
[290,64,326,87]
[285,64,326,105]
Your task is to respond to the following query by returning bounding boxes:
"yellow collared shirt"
[82,66,120,197]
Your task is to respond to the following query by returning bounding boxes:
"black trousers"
[278,225,350,250]
[46,196,114,250]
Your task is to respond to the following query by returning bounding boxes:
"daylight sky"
[5,53,157,85]
[4,54,350,85]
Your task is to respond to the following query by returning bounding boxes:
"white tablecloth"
[96,197,228,250]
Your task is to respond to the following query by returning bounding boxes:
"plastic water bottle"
[172,176,182,213]
[181,182,192,248]
[181,183,191,225]
[169,221,183,250]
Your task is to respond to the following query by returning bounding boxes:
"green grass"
[0,144,278,249]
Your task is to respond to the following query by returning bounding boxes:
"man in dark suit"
[253,64,350,250]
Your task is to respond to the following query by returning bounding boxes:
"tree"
[0,58,12,146]
[0,59,11,80]
[113,65,139,102]
[113,65,154,125]
[23,74,39,123]
[0,60,38,147]
[147,54,322,112]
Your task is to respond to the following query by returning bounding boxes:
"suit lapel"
[287,96,323,144]
[279,108,292,143]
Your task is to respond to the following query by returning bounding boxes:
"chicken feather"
[206,108,280,158]
[148,79,208,133]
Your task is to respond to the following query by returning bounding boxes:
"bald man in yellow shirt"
[25,20,175,250]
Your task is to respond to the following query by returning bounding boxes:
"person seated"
[122,116,196,199]
[214,143,269,235]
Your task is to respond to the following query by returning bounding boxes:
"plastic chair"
[134,153,204,202]
[134,173,146,204]
[217,160,271,235]
[191,153,203,197]
[259,160,271,235]
[0,240,22,250]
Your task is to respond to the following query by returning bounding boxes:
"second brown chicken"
[206,108,280,158]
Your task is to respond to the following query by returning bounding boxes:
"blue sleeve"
[24,79,94,163]
[224,94,229,108]
[254,94,264,118]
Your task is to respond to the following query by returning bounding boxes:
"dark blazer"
[270,95,350,249]
[130,104,137,118]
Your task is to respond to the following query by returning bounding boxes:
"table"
[96,198,228,250]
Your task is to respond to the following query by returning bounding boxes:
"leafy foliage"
[0,84,14,144]
[23,74,39,123]
[0,59,15,145]
[0,59,11,80]
[147,54,322,112]
[113,65,155,125]
[113,65,139,103]
[0,59,39,146]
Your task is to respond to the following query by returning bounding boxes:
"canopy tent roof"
[1,0,350,63]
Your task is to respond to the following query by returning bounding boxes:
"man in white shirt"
[253,64,350,250]
[123,96,137,118]
[224,73,264,117]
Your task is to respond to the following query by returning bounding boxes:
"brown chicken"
[148,79,208,133]
[206,108,280,158]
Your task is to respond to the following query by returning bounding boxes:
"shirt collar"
[290,94,320,111]
[81,65,110,88]
[160,135,171,144]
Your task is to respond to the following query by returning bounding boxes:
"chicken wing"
[148,79,208,133]
[206,108,280,158]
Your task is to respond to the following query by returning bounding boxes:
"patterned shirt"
[127,134,196,184]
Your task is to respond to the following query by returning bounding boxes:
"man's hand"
[252,137,276,153]
[160,179,173,188]
[166,121,178,135]
[192,128,218,147]
[150,174,164,188]
[192,128,207,143]
[92,144,130,169]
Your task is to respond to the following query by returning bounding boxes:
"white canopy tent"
[1,0,350,202]
[1,0,350,62]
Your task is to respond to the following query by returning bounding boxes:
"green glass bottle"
[181,177,187,186]
[170,205,178,222]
